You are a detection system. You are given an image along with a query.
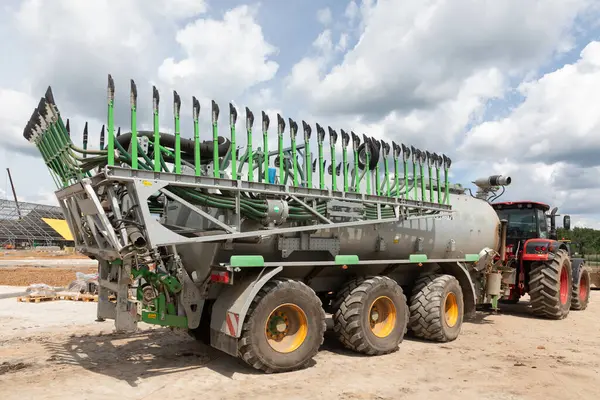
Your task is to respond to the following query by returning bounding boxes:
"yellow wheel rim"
[368,296,397,338]
[265,303,308,353]
[444,292,459,327]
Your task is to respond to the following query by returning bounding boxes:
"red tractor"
[490,201,591,319]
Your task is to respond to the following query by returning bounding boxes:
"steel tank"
[174,191,501,271]
[342,192,502,260]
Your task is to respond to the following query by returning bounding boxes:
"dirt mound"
[0,250,90,260]
[0,267,97,287]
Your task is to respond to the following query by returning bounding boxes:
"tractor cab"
[490,201,571,249]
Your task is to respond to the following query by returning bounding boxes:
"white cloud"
[287,0,593,118]
[460,41,600,166]
[344,1,359,22]
[376,67,506,149]
[336,33,349,52]
[317,8,332,26]
[157,0,208,19]
[285,29,336,95]
[0,88,37,154]
[313,29,334,54]
[158,5,279,102]
[11,0,178,124]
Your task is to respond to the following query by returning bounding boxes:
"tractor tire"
[571,266,591,311]
[408,274,464,342]
[529,249,572,319]
[332,276,408,355]
[238,278,326,373]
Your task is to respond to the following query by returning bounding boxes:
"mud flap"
[177,268,203,329]
[209,266,283,356]
[571,258,584,284]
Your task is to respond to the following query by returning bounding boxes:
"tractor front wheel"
[571,266,591,311]
[529,249,572,319]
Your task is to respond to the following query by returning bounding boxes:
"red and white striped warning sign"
[226,312,240,337]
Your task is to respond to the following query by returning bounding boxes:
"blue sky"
[1,0,600,227]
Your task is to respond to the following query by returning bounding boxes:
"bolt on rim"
[444,292,459,328]
[560,265,569,305]
[368,296,397,338]
[265,303,308,353]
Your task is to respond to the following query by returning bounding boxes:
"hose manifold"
[262,199,289,226]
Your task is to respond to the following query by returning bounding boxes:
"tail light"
[505,244,514,258]
[211,270,232,284]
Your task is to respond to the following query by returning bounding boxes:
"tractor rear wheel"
[529,249,572,319]
[408,274,464,342]
[238,278,326,373]
[571,266,590,311]
[332,276,408,355]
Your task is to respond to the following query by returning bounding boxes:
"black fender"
[571,257,585,284]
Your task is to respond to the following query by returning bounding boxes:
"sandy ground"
[0,266,98,286]
[0,259,98,266]
[0,252,90,260]
[0,287,599,400]
[0,249,96,267]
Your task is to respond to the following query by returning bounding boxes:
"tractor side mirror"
[563,215,571,230]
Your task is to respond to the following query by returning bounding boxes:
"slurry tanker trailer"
[21,75,587,374]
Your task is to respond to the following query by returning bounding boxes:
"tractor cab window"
[537,209,548,238]
[496,208,540,239]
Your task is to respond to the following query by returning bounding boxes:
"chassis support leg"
[97,258,138,332]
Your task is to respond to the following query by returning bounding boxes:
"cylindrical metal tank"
[336,192,501,260]
[190,191,502,264]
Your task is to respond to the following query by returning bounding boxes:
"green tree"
[557,227,600,255]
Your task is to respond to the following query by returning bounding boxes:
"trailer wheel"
[408,274,464,342]
[571,266,590,311]
[529,249,572,319]
[332,276,408,355]
[238,278,325,373]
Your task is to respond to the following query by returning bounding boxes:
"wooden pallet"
[56,292,116,302]
[17,295,58,303]
[56,292,99,302]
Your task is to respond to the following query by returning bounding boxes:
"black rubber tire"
[332,276,408,355]
[238,278,326,373]
[529,249,572,319]
[357,140,380,171]
[571,266,591,311]
[408,274,464,342]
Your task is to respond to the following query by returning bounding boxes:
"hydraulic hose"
[116,131,231,161]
